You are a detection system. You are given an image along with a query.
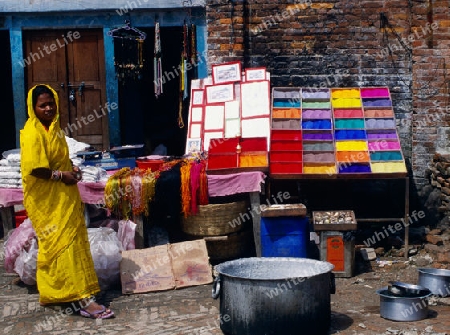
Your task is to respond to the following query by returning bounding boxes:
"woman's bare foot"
[79,299,114,319]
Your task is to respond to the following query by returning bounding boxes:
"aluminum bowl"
[388,281,430,297]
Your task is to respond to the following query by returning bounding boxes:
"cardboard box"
[120,239,212,294]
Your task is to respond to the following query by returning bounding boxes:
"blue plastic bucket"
[260,216,309,257]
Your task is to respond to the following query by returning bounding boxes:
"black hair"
[32,85,55,108]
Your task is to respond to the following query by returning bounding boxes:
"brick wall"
[206,0,450,209]
[411,0,450,189]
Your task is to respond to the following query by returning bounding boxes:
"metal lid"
[260,204,307,217]
[215,257,334,280]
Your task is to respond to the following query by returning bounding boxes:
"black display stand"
[267,173,410,259]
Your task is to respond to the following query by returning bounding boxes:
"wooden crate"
[313,210,357,231]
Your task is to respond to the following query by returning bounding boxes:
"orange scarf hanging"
[190,161,203,215]
[141,169,158,217]
[180,160,193,218]
[199,160,209,205]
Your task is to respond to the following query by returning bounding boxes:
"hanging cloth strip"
[178,66,185,128]
[154,21,163,98]
[180,160,192,218]
[199,160,209,205]
[190,24,198,78]
[189,161,203,215]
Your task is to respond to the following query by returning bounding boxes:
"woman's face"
[34,93,57,127]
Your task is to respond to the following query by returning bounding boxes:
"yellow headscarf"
[20,84,67,177]
[25,84,60,130]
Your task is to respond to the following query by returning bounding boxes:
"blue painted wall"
[6,9,207,147]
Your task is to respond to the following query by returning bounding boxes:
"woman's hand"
[61,168,82,185]
[72,166,82,181]
[31,167,82,184]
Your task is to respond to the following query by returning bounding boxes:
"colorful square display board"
[269,87,407,175]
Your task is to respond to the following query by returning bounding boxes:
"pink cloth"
[190,162,203,215]
[207,171,266,197]
[0,182,106,207]
[1,171,266,207]
[77,181,107,205]
[0,188,24,207]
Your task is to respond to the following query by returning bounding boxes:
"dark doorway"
[118,26,195,156]
[0,31,16,154]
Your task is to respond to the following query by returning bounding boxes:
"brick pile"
[422,153,450,265]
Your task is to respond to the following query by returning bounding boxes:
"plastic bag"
[88,227,123,290]
[118,219,136,250]
[14,237,38,285]
[4,218,36,273]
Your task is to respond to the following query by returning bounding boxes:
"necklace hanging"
[154,20,163,97]
[109,21,147,83]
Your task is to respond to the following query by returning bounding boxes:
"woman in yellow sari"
[20,84,114,319]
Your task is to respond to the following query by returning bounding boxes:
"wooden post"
[0,206,15,237]
[249,192,261,257]
[404,177,410,260]
[132,214,145,249]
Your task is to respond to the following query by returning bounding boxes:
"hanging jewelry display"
[154,20,163,98]
[108,20,147,83]
[178,0,198,129]
[190,23,198,79]
[178,21,189,129]
[182,22,189,101]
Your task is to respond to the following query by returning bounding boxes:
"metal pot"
[377,287,432,321]
[418,268,450,297]
[212,257,335,335]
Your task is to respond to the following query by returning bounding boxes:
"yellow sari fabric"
[20,85,100,304]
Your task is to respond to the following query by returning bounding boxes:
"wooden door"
[24,30,109,150]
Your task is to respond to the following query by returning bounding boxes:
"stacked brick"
[427,153,450,218]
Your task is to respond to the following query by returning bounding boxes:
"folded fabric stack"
[65,136,90,166]
[0,149,22,188]
[80,165,109,183]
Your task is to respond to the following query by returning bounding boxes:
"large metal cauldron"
[212,257,335,335]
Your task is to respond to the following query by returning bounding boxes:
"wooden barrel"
[181,200,249,236]
[204,228,255,263]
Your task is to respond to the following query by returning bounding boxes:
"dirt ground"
[1,234,450,335]
[328,250,450,335]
